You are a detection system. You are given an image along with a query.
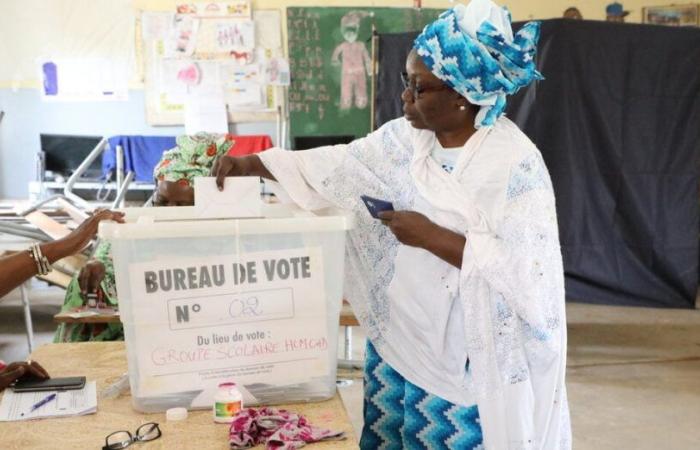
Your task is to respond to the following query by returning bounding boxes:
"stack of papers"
[0,381,97,421]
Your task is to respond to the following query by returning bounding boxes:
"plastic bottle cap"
[166,407,188,421]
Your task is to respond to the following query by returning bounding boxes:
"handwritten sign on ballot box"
[125,247,327,398]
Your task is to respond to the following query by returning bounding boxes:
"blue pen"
[21,393,57,416]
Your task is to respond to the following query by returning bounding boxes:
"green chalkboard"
[287,7,441,148]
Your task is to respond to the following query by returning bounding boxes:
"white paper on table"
[184,88,229,135]
[0,381,97,421]
[194,177,262,218]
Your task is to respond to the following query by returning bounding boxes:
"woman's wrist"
[241,155,274,180]
[419,221,444,251]
[234,156,251,176]
[40,239,73,264]
[421,223,466,268]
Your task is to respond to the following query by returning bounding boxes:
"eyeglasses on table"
[102,422,162,450]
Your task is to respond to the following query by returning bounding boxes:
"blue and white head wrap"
[414,0,543,128]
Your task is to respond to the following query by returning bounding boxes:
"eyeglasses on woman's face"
[400,71,449,100]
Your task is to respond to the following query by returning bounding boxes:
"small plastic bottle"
[213,382,243,423]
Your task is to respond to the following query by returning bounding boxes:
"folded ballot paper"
[194,176,262,219]
[0,381,97,421]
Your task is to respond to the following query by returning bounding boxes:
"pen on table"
[21,393,57,416]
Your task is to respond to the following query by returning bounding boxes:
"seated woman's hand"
[58,209,125,257]
[0,360,50,390]
[78,260,106,298]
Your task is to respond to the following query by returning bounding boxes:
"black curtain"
[375,19,700,308]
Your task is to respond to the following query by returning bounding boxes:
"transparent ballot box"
[100,204,353,412]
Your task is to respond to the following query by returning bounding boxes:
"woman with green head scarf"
[54,133,233,342]
[152,133,234,206]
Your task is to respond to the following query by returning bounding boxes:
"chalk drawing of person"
[331,11,372,110]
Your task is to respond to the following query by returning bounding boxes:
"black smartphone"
[360,195,394,219]
[12,376,86,392]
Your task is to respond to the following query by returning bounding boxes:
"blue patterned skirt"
[360,341,483,450]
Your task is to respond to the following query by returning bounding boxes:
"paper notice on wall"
[125,248,329,398]
[184,87,228,135]
[226,85,263,108]
[158,59,220,110]
[165,14,200,57]
[253,10,282,50]
[203,1,251,18]
[190,18,254,61]
[141,12,174,41]
[221,63,260,87]
[221,63,264,108]
[263,57,290,86]
[214,19,255,52]
[177,1,251,18]
[40,59,129,102]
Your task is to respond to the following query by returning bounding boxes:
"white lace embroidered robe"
[259,116,571,449]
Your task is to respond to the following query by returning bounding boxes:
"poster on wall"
[215,20,255,52]
[165,14,200,57]
[193,18,255,61]
[264,57,291,86]
[142,12,174,41]
[40,58,129,102]
[124,248,329,404]
[286,7,442,147]
[221,63,266,108]
[642,4,700,26]
[143,8,282,124]
[157,59,222,110]
[177,1,251,18]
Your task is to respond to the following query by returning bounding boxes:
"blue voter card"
[361,195,394,219]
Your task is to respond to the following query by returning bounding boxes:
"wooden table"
[0,342,358,449]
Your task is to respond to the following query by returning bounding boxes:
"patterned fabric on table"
[360,341,483,450]
[228,407,345,450]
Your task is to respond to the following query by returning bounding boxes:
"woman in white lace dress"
[213,1,570,448]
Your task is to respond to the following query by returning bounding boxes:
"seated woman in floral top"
[54,133,234,342]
